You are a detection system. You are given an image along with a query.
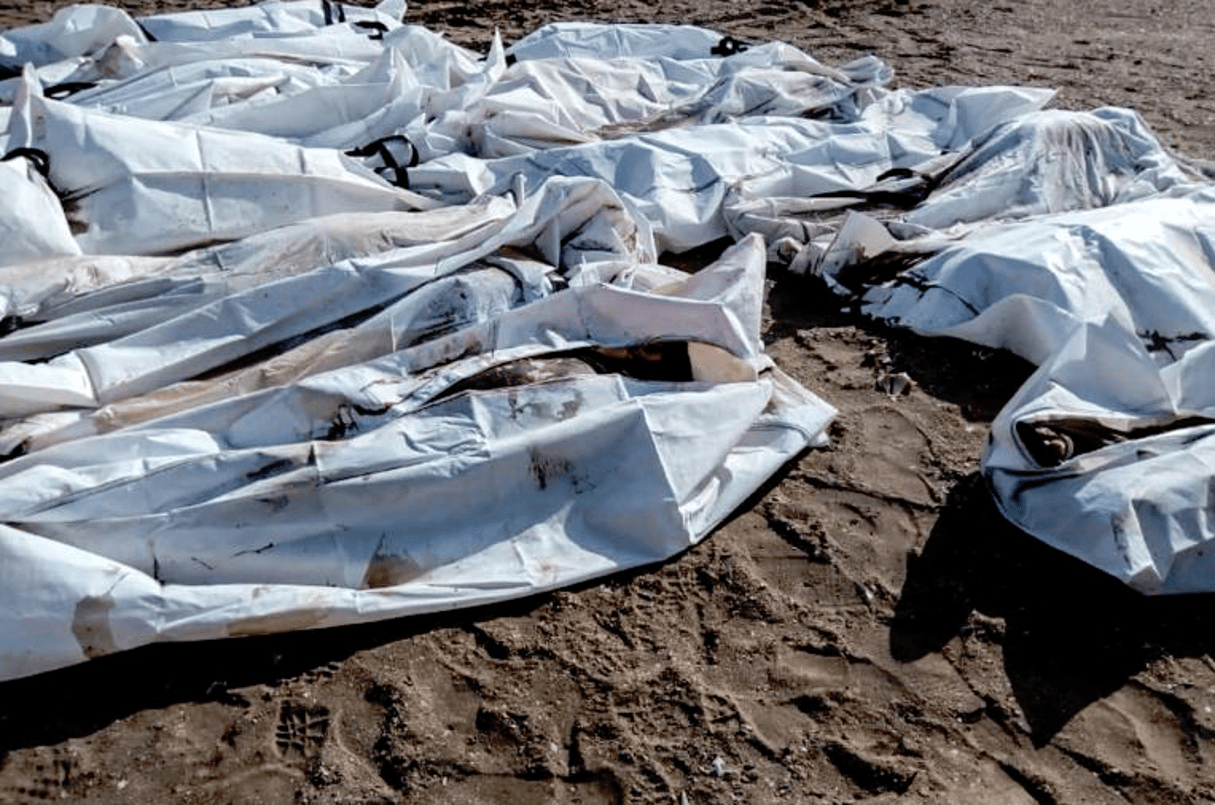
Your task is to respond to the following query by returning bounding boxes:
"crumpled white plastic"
[859,189,1215,593]
[2,0,1212,684]
[986,319,1215,595]
[137,0,406,43]
[7,68,436,255]
[0,222,834,681]
[0,2,848,679]
[0,4,147,69]
[0,152,81,265]
[0,5,855,681]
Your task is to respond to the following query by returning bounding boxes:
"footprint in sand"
[274,700,331,763]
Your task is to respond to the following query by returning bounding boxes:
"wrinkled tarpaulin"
[0,2,1211,680]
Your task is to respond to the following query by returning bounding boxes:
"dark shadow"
[764,269,861,340]
[658,237,735,274]
[891,474,1215,746]
[766,270,1034,422]
[878,327,1034,422]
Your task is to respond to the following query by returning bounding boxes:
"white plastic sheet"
[862,189,1215,593]
[824,108,1214,594]
[137,0,406,43]
[8,70,438,255]
[0,220,834,681]
[0,152,81,265]
[2,1,1212,682]
[0,5,849,680]
[0,4,146,69]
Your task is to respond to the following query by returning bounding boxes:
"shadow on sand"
[890,474,1215,746]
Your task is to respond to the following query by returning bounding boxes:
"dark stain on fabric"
[227,608,327,637]
[361,551,424,589]
[323,401,393,441]
[1139,329,1208,361]
[441,356,597,405]
[232,542,276,558]
[258,495,289,512]
[325,403,360,440]
[559,389,584,420]
[71,594,118,660]
[528,447,593,493]
[246,457,297,481]
[417,332,485,375]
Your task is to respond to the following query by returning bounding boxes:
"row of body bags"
[0,5,850,681]
[0,2,1213,678]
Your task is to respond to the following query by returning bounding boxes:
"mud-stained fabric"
[0,1,1213,681]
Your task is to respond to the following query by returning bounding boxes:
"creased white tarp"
[0,219,833,681]
[0,152,81,265]
[822,109,1214,594]
[860,189,1215,594]
[0,5,850,680]
[2,1,1213,681]
[137,0,406,43]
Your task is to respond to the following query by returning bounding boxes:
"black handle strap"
[321,0,346,25]
[874,167,921,182]
[44,81,98,100]
[711,36,750,57]
[345,136,418,189]
[353,20,388,40]
[1,148,51,180]
[809,168,940,208]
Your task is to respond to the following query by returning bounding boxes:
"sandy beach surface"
[1,1,1214,802]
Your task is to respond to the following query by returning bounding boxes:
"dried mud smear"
[0,1,1214,804]
[227,608,330,638]
[70,595,118,660]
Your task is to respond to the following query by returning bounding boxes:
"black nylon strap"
[353,20,388,40]
[345,136,418,189]
[45,81,98,100]
[1,148,51,180]
[711,36,749,57]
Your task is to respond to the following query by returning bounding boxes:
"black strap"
[809,168,939,208]
[1,148,51,180]
[353,20,388,40]
[321,0,346,25]
[0,64,20,81]
[874,167,921,182]
[711,36,749,57]
[44,81,97,100]
[0,315,24,338]
[345,136,418,189]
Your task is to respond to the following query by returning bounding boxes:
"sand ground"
[1,1,1214,803]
